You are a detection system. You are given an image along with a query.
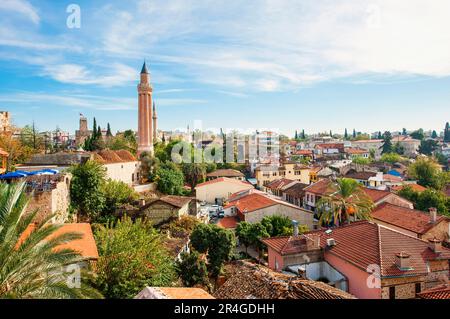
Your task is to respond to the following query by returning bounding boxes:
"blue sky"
[0,0,449,136]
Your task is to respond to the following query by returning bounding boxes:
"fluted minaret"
[137,61,153,156]
[152,101,158,142]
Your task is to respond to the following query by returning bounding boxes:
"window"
[389,286,395,299]
[415,283,421,294]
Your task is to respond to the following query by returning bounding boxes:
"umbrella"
[0,172,28,179]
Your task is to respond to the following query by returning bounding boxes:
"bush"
[94,217,177,299]
[69,160,106,220]
[102,179,138,215]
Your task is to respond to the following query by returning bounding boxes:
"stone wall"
[381,276,424,299]
[25,174,71,224]
[422,220,450,242]
[244,204,314,230]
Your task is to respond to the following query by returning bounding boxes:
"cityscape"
[0,0,450,309]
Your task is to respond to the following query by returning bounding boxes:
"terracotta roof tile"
[417,284,450,299]
[266,178,295,190]
[224,193,277,213]
[213,260,355,299]
[304,179,331,195]
[206,169,244,178]
[136,287,214,299]
[195,177,252,188]
[391,183,427,193]
[263,221,450,278]
[372,203,447,235]
[217,216,239,229]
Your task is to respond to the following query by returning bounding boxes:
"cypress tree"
[344,128,348,140]
[301,129,305,139]
[353,129,356,139]
[106,123,112,137]
[295,130,298,140]
[445,122,450,142]
[381,131,393,154]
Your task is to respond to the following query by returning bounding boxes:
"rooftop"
[262,221,450,278]
[217,216,239,229]
[213,260,355,299]
[206,169,244,178]
[417,284,450,299]
[136,287,214,299]
[195,177,252,188]
[371,203,447,235]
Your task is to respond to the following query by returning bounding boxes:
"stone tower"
[137,61,154,156]
[152,101,158,142]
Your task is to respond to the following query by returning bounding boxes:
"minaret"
[137,61,153,156]
[152,101,158,142]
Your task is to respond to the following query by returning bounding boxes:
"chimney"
[292,220,299,237]
[395,252,411,270]
[428,238,442,253]
[429,207,437,224]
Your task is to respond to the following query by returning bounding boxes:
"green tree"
[301,129,306,139]
[106,123,112,137]
[408,157,449,190]
[352,129,356,139]
[393,142,405,155]
[235,222,253,253]
[154,162,185,195]
[182,163,206,188]
[247,222,270,254]
[381,131,393,154]
[445,122,450,143]
[344,128,348,140]
[419,139,438,156]
[410,129,425,140]
[398,186,449,216]
[431,130,438,139]
[102,179,138,215]
[381,152,404,164]
[94,217,176,299]
[317,178,374,226]
[69,160,106,220]
[0,182,101,299]
[190,224,235,279]
[176,251,209,288]
[261,215,296,237]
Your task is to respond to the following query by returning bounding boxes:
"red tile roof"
[18,223,98,259]
[383,174,403,183]
[158,195,193,208]
[266,178,295,190]
[371,203,447,235]
[206,169,244,178]
[304,178,331,195]
[195,177,252,188]
[225,193,277,213]
[417,284,450,299]
[391,184,427,193]
[362,188,392,203]
[345,148,369,155]
[315,143,345,150]
[263,221,450,278]
[217,216,239,229]
[294,150,313,156]
[345,171,377,180]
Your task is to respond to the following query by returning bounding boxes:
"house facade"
[255,163,311,188]
[195,177,254,204]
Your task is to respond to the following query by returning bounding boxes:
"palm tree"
[0,182,102,299]
[317,178,374,226]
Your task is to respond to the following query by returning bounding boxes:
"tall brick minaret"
[152,101,158,142]
[137,61,153,156]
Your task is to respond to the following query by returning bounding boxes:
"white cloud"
[0,0,40,24]
[42,63,136,87]
[99,0,450,91]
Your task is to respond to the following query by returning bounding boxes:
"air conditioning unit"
[326,238,336,247]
